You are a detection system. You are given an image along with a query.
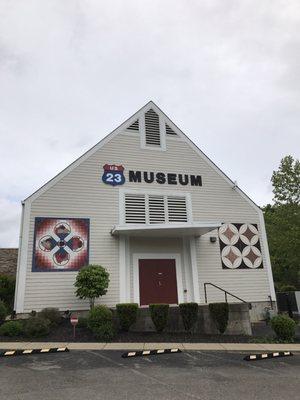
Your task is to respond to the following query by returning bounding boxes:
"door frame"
[133,253,184,306]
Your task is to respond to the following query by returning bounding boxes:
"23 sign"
[102,164,125,186]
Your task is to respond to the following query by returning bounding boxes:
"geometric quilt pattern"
[218,223,263,269]
[32,217,89,272]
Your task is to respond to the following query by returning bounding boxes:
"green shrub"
[270,314,297,342]
[0,321,23,337]
[179,303,198,333]
[87,305,115,340]
[149,304,169,333]
[209,303,229,334]
[0,300,8,323]
[24,317,51,338]
[116,303,139,332]
[74,265,110,309]
[93,323,115,341]
[77,316,88,328]
[278,284,297,292]
[0,275,15,311]
[38,308,61,327]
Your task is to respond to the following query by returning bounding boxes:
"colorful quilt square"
[32,217,89,272]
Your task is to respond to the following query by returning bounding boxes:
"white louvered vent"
[124,193,188,224]
[165,124,177,135]
[167,196,188,222]
[145,109,161,146]
[127,119,139,131]
[149,195,166,224]
[125,194,146,223]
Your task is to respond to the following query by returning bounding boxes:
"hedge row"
[0,304,297,342]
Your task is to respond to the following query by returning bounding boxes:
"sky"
[0,0,299,247]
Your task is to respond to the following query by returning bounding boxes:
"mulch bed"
[0,319,299,343]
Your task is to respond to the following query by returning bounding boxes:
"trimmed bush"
[209,302,229,334]
[0,300,8,323]
[93,323,115,341]
[24,317,51,338]
[149,304,169,333]
[270,314,297,342]
[0,275,15,311]
[39,308,61,327]
[77,316,88,328]
[116,303,139,332]
[179,303,198,333]
[87,305,115,340]
[0,321,23,337]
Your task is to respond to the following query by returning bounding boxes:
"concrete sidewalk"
[1,342,300,352]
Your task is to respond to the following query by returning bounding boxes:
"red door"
[139,259,178,306]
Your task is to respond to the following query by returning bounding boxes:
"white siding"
[20,124,272,312]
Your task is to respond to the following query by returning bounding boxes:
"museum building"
[14,101,276,320]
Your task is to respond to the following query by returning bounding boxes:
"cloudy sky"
[0,0,299,247]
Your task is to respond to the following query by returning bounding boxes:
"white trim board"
[132,253,184,306]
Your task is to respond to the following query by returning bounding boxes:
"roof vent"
[145,109,161,146]
[127,119,139,131]
[165,124,177,135]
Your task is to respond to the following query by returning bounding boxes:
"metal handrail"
[204,282,252,309]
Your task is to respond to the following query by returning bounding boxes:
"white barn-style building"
[14,101,276,320]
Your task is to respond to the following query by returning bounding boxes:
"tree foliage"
[264,155,300,290]
[74,265,110,309]
[271,155,300,205]
[264,203,300,289]
[0,275,15,311]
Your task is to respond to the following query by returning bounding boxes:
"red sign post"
[70,314,78,339]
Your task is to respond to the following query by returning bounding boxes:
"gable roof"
[23,101,260,212]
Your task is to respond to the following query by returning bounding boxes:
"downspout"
[13,201,25,313]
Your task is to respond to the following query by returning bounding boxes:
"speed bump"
[244,351,293,361]
[0,347,69,357]
[122,348,181,358]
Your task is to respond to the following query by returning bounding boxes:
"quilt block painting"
[219,223,263,269]
[32,217,89,272]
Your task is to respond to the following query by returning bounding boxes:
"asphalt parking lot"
[0,350,299,400]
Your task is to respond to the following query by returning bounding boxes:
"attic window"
[165,124,177,135]
[127,119,139,131]
[145,109,161,146]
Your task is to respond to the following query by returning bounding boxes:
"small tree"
[74,265,109,309]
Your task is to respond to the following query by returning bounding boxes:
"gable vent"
[125,194,146,223]
[167,196,188,222]
[145,109,161,146]
[149,195,166,224]
[127,119,139,131]
[124,193,188,224]
[165,124,177,135]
